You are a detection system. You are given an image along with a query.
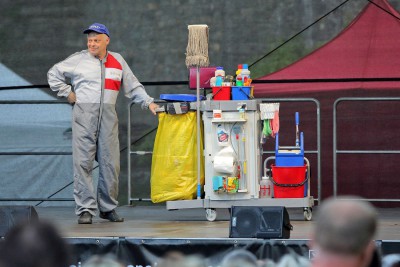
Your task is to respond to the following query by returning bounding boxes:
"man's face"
[87,32,109,58]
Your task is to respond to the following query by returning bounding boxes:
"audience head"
[0,220,71,267]
[82,254,124,267]
[220,249,259,267]
[157,250,206,267]
[311,196,378,267]
[275,254,310,267]
[382,254,400,267]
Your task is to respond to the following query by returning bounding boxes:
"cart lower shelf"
[166,196,314,221]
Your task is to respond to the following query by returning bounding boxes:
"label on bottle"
[217,124,229,146]
[260,176,273,198]
[218,131,228,142]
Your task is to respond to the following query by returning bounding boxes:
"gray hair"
[157,253,206,267]
[314,196,377,255]
[382,254,400,267]
[220,249,258,267]
[82,255,124,267]
[275,254,310,267]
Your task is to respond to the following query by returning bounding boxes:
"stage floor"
[35,204,400,241]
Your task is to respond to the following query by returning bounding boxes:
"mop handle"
[196,66,201,199]
[295,112,300,147]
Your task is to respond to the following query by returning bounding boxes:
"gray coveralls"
[47,50,153,216]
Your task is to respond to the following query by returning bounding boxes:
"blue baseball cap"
[83,23,110,37]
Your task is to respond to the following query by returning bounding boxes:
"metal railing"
[1,82,183,205]
[0,99,74,203]
[127,101,157,203]
[333,97,400,201]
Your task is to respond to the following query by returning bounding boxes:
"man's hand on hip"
[67,92,76,104]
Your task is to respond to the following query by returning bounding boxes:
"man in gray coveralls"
[47,23,158,224]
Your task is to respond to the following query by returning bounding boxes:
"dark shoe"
[78,211,92,224]
[99,210,124,222]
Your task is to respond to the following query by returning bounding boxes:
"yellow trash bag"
[151,111,205,203]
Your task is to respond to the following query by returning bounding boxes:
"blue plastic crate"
[275,132,304,167]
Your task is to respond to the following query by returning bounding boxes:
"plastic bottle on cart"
[236,64,243,75]
[215,66,225,86]
[217,124,229,146]
[236,75,243,86]
[235,64,242,85]
[241,64,251,86]
[259,176,273,198]
[238,106,245,120]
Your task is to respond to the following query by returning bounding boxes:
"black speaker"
[229,206,292,239]
[0,206,39,237]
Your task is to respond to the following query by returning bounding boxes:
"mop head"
[185,24,210,68]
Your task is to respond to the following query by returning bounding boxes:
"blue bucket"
[231,86,252,100]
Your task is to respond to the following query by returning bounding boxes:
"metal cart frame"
[163,98,320,221]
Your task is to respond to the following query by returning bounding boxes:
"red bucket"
[212,86,231,100]
[271,165,307,198]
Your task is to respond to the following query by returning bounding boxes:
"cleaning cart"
[166,99,314,221]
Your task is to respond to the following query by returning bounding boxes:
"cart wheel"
[205,208,217,222]
[303,207,312,221]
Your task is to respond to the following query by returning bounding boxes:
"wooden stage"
[35,204,400,241]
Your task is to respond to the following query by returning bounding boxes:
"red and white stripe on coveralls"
[104,53,122,104]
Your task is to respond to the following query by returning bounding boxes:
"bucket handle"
[269,164,309,187]
[211,87,222,99]
[239,87,254,99]
[269,173,308,187]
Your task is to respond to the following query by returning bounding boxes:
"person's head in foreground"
[310,196,378,267]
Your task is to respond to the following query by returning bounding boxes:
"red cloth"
[254,0,400,96]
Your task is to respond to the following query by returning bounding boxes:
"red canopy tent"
[254,0,400,204]
[254,0,400,94]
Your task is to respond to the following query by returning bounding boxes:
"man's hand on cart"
[149,102,160,115]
